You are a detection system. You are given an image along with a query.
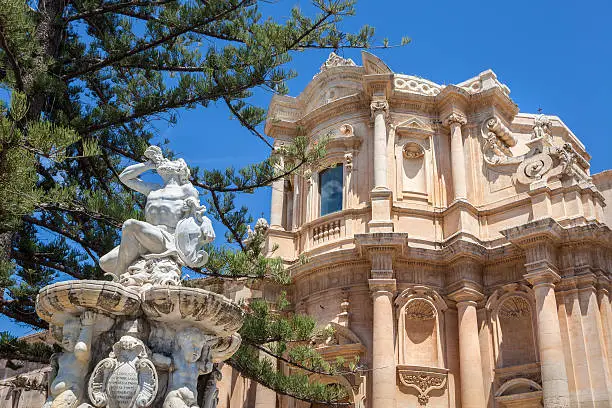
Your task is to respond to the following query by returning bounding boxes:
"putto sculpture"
[35,146,244,408]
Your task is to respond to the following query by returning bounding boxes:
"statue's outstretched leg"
[115,219,169,275]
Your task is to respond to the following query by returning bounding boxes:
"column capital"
[524,269,561,288]
[448,287,484,305]
[369,278,396,297]
[444,112,467,127]
[370,99,389,119]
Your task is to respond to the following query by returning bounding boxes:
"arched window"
[319,165,343,216]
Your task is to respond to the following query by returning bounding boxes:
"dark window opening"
[319,165,343,216]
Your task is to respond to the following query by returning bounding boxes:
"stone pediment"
[362,51,392,75]
[395,117,434,135]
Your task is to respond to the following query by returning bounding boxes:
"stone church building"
[3,52,612,408]
[215,52,612,408]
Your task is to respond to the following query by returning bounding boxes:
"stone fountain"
[35,146,244,408]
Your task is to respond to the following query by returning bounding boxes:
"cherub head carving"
[111,335,147,361]
[60,317,81,352]
[177,327,210,363]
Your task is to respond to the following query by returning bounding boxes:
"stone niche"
[395,286,449,406]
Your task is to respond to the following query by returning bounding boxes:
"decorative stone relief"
[397,366,448,406]
[403,143,425,159]
[481,117,520,166]
[370,100,389,119]
[318,52,356,73]
[532,114,552,141]
[394,76,442,96]
[339,123,354,136]
[88,336,158,408]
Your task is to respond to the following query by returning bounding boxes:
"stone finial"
[319,52,357,73]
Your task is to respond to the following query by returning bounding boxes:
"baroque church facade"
[2,52,612,408]
[215,52,612,408]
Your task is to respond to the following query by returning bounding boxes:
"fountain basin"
[141,286,245,337]
[36,280,141,325]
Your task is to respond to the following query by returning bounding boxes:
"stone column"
[525,270,571,408]
[371,99,389,190]
[369,100,393,232]
[597,280,612,379]
[445,113,468,201]
[369,278,396,408]
[449,288,486,408]
[291,174,300,231]
[270,154,285,229]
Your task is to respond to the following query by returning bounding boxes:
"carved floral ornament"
[403,142,425,160]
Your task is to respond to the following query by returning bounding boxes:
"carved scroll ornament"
[397,365,448,406]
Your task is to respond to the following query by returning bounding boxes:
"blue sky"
[4,0,612,337]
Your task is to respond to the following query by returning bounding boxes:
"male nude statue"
[99,146,215,279]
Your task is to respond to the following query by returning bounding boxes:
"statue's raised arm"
[99,145,214,290]
[118,146,165,195]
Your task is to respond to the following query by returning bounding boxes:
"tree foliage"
[0,0,398,402]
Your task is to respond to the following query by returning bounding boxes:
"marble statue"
[99,145,215,288]
[152,327,214,408]
[43,311,97,408]
[36,145,244,408]
[532,113,552,140]
[88,336,158,408]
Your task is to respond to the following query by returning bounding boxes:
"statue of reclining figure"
[99,146,215,286]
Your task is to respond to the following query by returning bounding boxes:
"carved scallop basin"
[36,280,141,325]
[141,286,245,337]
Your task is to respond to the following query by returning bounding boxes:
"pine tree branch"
[62,0,250,80]
[22,215,101,261]
[225,358,351,407]
[13,252,86,280]
[221,96,273,149]
[209,190,246,251]
[0,28,24,90]
[245,341,341,377]
[0,298,46,330]
[80,72,270,135]
[192,158,307,193]
[64,0,176,23]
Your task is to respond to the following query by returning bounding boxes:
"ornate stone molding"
[397,365,448,405]
[370,99,389,120]
[393,75,442,96]
[403,142,425,159]
[444,112,467,127]
[318,52,356,73]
